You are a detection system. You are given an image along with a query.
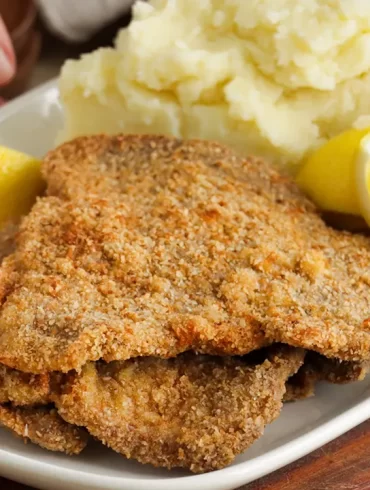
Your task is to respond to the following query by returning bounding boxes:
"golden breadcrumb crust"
[56,346,304,473]
[0,404,88,454]
[0,364,52,406]
[0,135,370,373]
[0,224,56,407]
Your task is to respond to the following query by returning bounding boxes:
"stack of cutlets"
[0,135,369,472]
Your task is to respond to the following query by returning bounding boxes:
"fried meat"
[55,346,304,472]
[0,135,370,373]
[0,404,88,454]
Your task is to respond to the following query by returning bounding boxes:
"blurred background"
[0,0,133,100]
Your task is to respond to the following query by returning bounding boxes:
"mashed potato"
[59,0,370,171]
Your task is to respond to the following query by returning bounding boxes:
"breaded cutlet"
[0,364,53,406]
[55,346,304,473]
[0,223,55,407]
[285,353,369,401]
[0,135,370,373]
[0,404,88,454]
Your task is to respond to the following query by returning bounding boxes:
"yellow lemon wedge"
[296,128,370,215]
[356,133,370,226]
[0,146,45,225]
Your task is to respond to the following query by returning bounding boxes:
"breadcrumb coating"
[56,346,304,472]
[0,222,17,263]
[0,365,52,406]
[0,135,369,373]
[0,223,56,407]
[0,404,88,454]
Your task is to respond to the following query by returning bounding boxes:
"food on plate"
[1,135,370,374]
[0,364,52,406]
[56,347,304,472]
[0,145,44,225]
[0,405,88,454]
[59,1,370,171]
[0,133,369,473]
[296,128,370,216]
[285,354,369,401]
[355,133,370,226]
[0,233,88,456]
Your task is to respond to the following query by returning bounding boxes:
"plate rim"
[0,78,59,124]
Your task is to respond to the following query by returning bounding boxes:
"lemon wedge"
[356,133,370,226]
[296,128,370,215]
[0,146,45,225]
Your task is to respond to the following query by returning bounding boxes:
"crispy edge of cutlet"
[0,364,53,406]
[0,404,88,454]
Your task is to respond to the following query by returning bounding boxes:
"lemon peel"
[296,128,370,215]
[0,146,44,225]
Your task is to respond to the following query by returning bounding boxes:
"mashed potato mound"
[59,0,370,171]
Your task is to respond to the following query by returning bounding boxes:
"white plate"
[0,80,369,490]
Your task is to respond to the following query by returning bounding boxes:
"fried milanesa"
[55,347,304,473]
[1,135,370,373]
[0,225,56,406]
[285,353,369,401]
[0,235,86,454]
[0,404,88,454]
[0,364,52,406]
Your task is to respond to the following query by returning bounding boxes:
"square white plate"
[0,80,369,490]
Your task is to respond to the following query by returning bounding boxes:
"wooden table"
[1,420,370,490]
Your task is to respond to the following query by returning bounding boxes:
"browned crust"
[56,346,304,473]
[0,404,88,454]
[0,364,53,406]
[0,225,56,407]
[0,135,369,373]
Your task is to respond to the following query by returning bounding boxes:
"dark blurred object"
[0,0,40,99]
[38,8,132,60]
[0,0,131,101]
[324,211,369,234]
